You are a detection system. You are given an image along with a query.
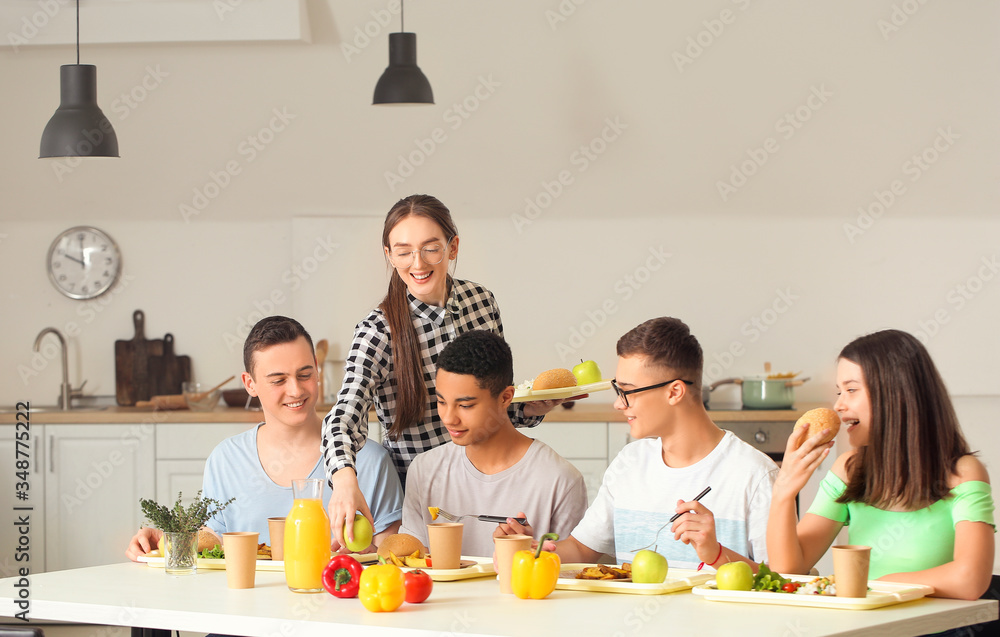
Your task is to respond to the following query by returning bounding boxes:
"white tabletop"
[1,563,997,637]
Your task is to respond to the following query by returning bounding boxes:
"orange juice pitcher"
[284,478,331,593]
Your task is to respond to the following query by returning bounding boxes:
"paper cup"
[832,545,871,597]
[223,532,259,589]
[267,517,286,561]
[427,523,463,570]
[494,534,532,594]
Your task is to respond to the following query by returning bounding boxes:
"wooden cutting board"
[149,333,191,396]
[115,310,163,406]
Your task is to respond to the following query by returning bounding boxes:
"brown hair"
[616,317,703,394]
[837,329,971,509]
[380,194,458,441]
[243,316,314,375]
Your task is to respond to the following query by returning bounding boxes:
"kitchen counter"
[0,401,830,424]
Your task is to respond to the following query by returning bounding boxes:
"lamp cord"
[75,0,80,64]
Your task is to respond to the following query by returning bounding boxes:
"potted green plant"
[140,491,235,575]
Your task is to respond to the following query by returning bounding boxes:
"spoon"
[187,375,236,402]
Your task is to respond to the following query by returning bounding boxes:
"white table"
[1,563,997,637]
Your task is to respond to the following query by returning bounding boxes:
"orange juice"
[284,485,331,592]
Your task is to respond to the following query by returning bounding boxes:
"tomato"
[404,569,433,604]
[782,582,801,593]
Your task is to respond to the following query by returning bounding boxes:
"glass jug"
[284,478,331,592]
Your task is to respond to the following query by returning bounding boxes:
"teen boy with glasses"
[497,317,777,573]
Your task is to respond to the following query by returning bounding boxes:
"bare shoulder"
[830,449,857,482]
[949,455,990,487]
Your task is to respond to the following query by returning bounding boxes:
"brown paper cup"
[223,532,260,589]
[832,545,871,597]
[267,517,286,561]
[494,534,532,594]
[427,523,463,570]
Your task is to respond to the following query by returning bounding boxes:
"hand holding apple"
[342,513,374,553]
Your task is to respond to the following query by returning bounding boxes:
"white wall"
[0,1,997,570]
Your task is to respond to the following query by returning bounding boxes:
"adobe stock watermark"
[221,236,339,351]
[913,253,999,344]
[717,84,833,202]
[544,0,593,31]
[555,246,671,361]
[672,0,757,73]
[877,0,933,41]
[843,126,959,243]
[6,0,71,53]
[180,107,296,222]
[341,0,402,62]
[50,65,170,183]
[510,116,627,234]
[383,75,501,191]
[704,287,800,383]
[18,273,136,386]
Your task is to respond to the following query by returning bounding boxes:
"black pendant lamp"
[372,0,434,105]
[39,0,119,158]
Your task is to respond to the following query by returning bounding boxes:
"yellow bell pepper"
[358,563,406,612]
[511,533,560,600]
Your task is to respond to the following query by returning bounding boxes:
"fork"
[435,509,528,525]
[629,486,712,552]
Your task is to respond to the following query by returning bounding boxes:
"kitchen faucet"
[33,327,86,410]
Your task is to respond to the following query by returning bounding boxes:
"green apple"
[342,513,374,553]
[631,549,669,584]
[572,359,602,385]
[715,561,754,591]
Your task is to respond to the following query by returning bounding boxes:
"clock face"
[46,226,122,300]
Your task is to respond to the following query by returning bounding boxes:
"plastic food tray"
[691,577,934,610]
[512,380,612,403]
[556,565,714,595]
[137,552,379,571]
[401,556,495,582]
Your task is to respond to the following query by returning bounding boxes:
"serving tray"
[400,556,495,582]
[512,380,612,403]
[692,577,935,610]
[555,565,714,595]
[137,552,379,571]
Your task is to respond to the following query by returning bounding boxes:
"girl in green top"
[768,330,995,600]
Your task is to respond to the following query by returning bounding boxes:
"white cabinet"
[1,422,46,574]
[528,421,610,504]
[43,424,155,572]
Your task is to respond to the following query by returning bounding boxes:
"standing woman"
[767,330,995,600]
[322,194,561,546]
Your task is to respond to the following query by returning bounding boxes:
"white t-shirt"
[203,423,403,544]
[571,431,777,570]
[400,439,589,557]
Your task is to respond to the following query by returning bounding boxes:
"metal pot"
[708,375,810,409]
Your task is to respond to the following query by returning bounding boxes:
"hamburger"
[532,368,578,391]
[377,533,426,560]
[792,408,841,450]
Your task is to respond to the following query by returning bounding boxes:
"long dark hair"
[380,195,458,441]
[838,329,971,509]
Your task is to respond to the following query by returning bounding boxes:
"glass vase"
[163,531,199,575]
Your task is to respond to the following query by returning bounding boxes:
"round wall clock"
[46,226,122,300]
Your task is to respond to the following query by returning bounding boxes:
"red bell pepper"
[322,555,363,598]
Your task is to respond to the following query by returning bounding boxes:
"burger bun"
[532,368,578,391]
[792,408,841,450]
[377,533,426,559]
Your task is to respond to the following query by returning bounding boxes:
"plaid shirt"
[322,278,541,484]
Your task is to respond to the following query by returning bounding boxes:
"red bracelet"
[697,543,724,571]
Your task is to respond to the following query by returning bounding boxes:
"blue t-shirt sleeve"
[357,442,404,533]
[201,449,228,537]
[806,471,849,524]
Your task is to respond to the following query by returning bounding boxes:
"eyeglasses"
[611,378,694,407]
[387,244,446,267]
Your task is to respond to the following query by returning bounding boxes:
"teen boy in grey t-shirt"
[399,330,588,557]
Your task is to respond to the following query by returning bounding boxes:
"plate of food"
[692,572,935,610]
[400,557,495,582]
[376,533,494,582]
[556,563,714,595]
[512,367,612,403]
